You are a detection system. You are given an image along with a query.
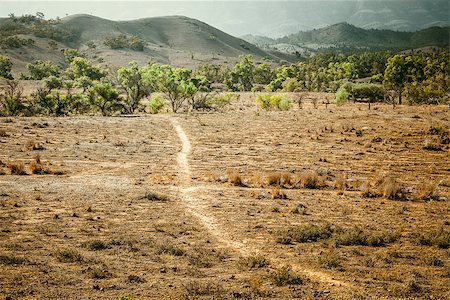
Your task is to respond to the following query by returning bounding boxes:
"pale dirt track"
[170,116,352,288]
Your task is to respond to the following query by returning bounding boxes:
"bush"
[256,94,290,111]
[104,34,128,49]
[335,86,350,105]
[34,90,72,116]
[0,55,13,79]
[317,250,341,269]
[56,249,83,263]
[415,229,449,249]
[148,95,165,114]
[0,80,25,116]
[239,254,269,269]
[269,265,302,286]
[208,92,238,110]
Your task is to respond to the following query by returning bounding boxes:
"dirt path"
[170,117,352,288]
[171,118,250,255]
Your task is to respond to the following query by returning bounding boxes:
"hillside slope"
[0,14,288,74]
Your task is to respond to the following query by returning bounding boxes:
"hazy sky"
[1,1,448,37]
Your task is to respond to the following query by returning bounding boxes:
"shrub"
[426,256,444,267]
[104,34,128,49]
[0,55,13,79]
[279,224,333,243]
[239,254,269,269]
[362,174,407,200]
[335,86,350,105]
[256,94,290,111]
[0,254,28,265]
[334,227,399,247]
[87,240,109,251]
[296,170,325,189]
[317,250,341,269]
[182,280,224,297]
[87,82,122,116]
[88,267,112,279]
[0,80,25,116]
[56,249,83,263]
[269,265,302,286]
[270,186,287,199]
[208,92,238,110]
[148,95,165,114]
[415,229,450,249]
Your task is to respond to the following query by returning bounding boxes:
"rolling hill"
[0,14,290,75]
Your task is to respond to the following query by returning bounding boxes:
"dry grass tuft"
[24,140,45,151]
[226,169,244,186]
[182,280,225,297]
[0,129,9,137]
[296,170,325,189]
[270,186,287,199]
[334,172,348,192]
[362,174,407,200]
[8,162,27,175]
[415,181,439,201]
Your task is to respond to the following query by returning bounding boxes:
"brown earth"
[0,95,449,299]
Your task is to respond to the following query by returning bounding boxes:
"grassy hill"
[0,14,290,75]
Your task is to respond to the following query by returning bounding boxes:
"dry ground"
[0,95,449,299]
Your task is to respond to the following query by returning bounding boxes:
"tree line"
[0,49,448,116]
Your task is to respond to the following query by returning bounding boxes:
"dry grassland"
[0,95,449,299]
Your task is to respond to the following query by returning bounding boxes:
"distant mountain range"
[242,23,450,53]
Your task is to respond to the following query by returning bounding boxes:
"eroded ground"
[1,98,449,299]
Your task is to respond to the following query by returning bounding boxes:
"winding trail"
[170,117,353,288]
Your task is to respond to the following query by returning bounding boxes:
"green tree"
[384,55,411,105]
[141,63,196,113]
[65,57,107,91]
[117,61,150,114]
[0,55,13,79]
[24,60,60,80]
[87,82,121,116]
[225,55,255,91]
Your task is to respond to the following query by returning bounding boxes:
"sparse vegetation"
[238,254,269,269]
[269,265,303,286]
[56,249,83,263]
